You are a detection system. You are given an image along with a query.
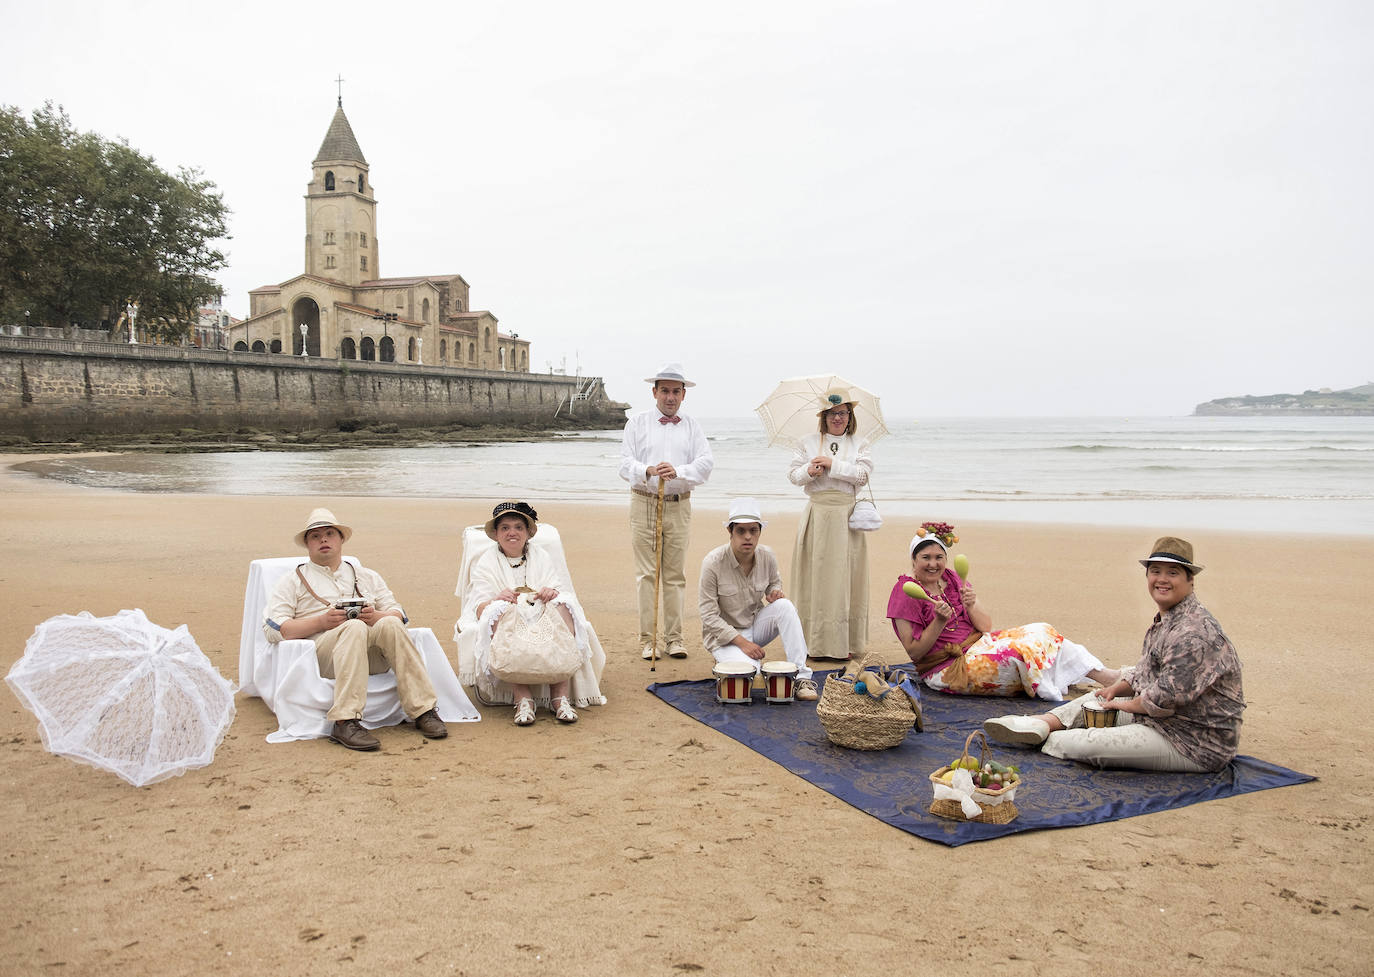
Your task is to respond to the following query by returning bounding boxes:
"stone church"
[226,100,530,372]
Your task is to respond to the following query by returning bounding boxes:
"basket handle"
[959,729,991,769]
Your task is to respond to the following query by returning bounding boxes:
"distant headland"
[1194,382,1374,416]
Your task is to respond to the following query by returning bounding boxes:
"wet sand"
[1,468,1370,976]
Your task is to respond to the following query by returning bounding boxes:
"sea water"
[12,416,1374,535]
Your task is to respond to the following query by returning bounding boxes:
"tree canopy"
[0,102,230,340]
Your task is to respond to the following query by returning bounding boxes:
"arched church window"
[408,337,416,361]
[360,256,368,272]
[325,171,335,191]
[359,232,367,246]
[440,339,447,362]
[358,175,364,192]
[361,337,376,361]
[341,338,357,359]
[234,341,248,351]
[469,342,475,363]
[252,340,267,353]
[380,336,395,362]
[484,327,491,351]
[422,298,430,322]
[270,340,282,353]
[499,347,505,370]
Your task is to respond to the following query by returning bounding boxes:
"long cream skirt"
[790,490,868,660]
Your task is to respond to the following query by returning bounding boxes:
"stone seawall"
[0,339,621,439]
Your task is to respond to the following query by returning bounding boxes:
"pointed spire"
[314,104,367,165]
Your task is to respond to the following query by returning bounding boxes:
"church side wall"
[0,341,619,439]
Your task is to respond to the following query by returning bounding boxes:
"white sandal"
[513,698,536,726]
[552,696,578,724]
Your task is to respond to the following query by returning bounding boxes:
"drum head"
[760,661,798,676]
[713,661,757,678]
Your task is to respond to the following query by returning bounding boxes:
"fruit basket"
[928,730,1025,824]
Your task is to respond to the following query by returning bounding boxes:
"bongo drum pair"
[712,661,800,704]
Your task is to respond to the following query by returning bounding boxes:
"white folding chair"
[239,557,479,742]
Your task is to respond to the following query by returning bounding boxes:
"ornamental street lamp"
[299,322,309,356]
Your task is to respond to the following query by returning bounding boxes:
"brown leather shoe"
[329,718,380,751]
[413,708,448,739]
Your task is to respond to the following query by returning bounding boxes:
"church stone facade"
[227,101,531,373]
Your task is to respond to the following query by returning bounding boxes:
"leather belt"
[633,487,690,502]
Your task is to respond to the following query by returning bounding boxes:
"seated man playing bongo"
[698,498,818,701]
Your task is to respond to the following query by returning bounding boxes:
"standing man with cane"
[619,362,714,661]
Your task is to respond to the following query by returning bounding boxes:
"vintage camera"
[334,597,370,620]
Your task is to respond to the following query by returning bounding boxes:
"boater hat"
[1139,536,1204,574]
[644,362,696,387]
[295,507,353,547]
[723,497,767,529]
[485,500,539,541]
[815,386,859,416]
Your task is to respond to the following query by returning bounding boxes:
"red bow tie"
[658,415,681,425]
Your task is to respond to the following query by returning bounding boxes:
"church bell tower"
[305,98,377,286]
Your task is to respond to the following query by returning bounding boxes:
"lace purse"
[488,594,581,685]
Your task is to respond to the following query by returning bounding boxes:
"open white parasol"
[6,609,236,787]
[755,374,890,448]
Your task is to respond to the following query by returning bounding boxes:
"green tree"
[0,102,230,340]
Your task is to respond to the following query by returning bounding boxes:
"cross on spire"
[335,74,345,106]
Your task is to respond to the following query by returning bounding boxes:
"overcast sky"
[4,1,1371,417]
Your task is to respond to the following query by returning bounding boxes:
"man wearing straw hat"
[264,508,448,751]
[982,536,1244,772]
[698,498,819,700]
[618,362,714,660]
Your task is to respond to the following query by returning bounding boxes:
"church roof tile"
[314,104,368,165]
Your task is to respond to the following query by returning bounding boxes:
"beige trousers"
[313,616,437,722]
[629,491,691,649]
[1041,692,1207,772]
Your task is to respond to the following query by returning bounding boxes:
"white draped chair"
[453,523,607,708]
[239,557,480,742]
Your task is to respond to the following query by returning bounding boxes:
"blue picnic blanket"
[647,670,1314,846]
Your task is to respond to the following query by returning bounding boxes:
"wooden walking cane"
[650,479,666,672]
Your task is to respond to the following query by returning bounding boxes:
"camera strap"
[296,562,363,609]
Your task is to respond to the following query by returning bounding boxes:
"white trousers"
[1041,691,1207,772]
[709,598,812,680]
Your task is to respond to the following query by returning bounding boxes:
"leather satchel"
[488,595,581,685]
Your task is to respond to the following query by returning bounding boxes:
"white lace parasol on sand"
[6,609,236,787]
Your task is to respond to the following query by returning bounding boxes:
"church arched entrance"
[341,338,357,359]
[291,297,322,356]
[380,336,395,363]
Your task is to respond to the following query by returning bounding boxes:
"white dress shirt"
[618,409,714,496]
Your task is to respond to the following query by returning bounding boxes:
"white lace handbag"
[488,595,581,685]
[848,487,882,532]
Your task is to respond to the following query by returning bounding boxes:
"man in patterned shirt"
[982,536,1244,772]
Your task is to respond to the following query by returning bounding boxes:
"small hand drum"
[761,660,799,703]
[712,661,756,704]
[1082,700,1119,728]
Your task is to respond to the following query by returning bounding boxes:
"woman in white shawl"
[471,501,602,725]
[787,387,874,661]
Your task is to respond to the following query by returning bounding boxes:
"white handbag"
[848,487,882,532]
[488,595,581,685]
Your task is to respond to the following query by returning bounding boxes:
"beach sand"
[1,465,1371,976]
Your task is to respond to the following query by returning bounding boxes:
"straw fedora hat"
[294,508,353,547]
[643,362,696,387]
[1139,536,1204,574]
[484,500,539,541]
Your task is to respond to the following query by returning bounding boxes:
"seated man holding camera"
[264,508,448,751]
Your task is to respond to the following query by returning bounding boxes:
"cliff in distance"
[1194,382,1374,415]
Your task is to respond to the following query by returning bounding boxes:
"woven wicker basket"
[816,661,919,751]
[928,730,1024,824]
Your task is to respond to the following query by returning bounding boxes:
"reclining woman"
[887,523,1117,700]
[470,501,603,726]
[983,537,1244,772]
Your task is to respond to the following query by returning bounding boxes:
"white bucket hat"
[294,507,353,547]
[644,362,696,387]
[723,497,767,529]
